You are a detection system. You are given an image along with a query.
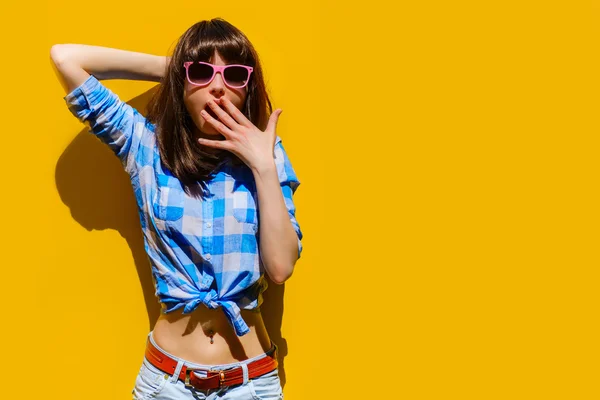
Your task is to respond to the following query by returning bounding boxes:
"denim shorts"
[132,331,284,400]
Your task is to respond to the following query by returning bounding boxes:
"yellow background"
[0,0,598,398]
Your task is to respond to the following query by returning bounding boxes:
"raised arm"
[50,44,169,93]
[51,44,169,170]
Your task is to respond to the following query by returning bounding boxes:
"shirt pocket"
[152,173,185,221]
[233,185,259,228]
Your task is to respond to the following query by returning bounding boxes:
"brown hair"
[146,18,272,195]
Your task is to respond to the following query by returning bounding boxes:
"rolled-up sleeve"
[273,136,303,259]
[63,74,146,169]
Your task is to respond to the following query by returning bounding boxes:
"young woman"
[51,18,303,400]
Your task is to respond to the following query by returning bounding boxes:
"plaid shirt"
[63,75,303,336]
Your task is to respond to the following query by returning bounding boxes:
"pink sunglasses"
[183,61,254,89]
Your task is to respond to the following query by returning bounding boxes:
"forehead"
[209,52,230,66]
[189,49,244,66]
[208,50,224,62]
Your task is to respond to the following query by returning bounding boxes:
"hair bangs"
[186,22,253,66]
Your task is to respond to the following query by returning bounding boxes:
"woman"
[51,18,303,400]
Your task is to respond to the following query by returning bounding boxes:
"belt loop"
[170,359,185,383]
[241,363,249,384]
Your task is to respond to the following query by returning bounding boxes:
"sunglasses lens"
[188,63,214,85]
[224,66,250,87]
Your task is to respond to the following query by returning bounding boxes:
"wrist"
[155,55,170,82]
[250,159,277,177]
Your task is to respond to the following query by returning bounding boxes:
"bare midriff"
[151,303,273,365]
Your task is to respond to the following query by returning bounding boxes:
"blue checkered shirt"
[63,74,303,336]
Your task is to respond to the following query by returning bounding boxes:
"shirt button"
[206,222,212,228]
[206,253,211,260]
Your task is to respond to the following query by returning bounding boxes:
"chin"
[199,125,221,136]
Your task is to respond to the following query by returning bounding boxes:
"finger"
[207,99,238,130]
[265,109,283,133]
[197,137,232,151]
[200,109,234,138]
[219,97,253,128]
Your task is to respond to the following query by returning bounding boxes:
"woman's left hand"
[198,97,281,172]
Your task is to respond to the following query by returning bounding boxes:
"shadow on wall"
[54,87,290,388]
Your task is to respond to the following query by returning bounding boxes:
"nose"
[209,71,225,95]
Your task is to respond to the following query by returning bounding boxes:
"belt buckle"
[184,367,226,389]
[184,366,208,388]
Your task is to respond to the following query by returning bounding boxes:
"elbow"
[269,264,295,285]
[271,275,290,285]
[50,44,67,65]
[266,236,300,285]
[50,44,78,66]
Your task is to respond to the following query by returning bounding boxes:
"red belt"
[144,335,278,390]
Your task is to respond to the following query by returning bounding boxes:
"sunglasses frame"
[183,61,254,89]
